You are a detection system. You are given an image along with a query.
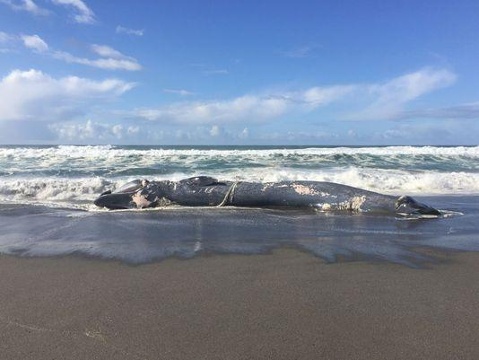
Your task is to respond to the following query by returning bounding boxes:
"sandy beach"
[1,250,478,360]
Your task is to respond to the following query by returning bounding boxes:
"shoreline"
[1,249,479,359]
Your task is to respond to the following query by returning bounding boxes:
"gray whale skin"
[94,176,441,217]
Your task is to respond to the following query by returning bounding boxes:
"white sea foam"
[0,177,109,209]
[187,167,479,196]
[2,145,479,162]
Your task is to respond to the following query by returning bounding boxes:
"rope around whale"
[217,181,240,207]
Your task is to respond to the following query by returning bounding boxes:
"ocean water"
[1,145,478,266]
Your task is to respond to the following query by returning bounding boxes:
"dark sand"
[1,250,478,360]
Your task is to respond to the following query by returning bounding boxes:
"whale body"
[94,176,442,217]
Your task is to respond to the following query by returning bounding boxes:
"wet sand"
[1,250,478,360]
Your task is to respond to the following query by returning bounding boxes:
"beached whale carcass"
[94,176,442,217]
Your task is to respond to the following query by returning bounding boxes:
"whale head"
[94,179,147,210]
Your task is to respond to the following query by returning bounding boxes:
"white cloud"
[209,125,221,137]
[1,0,95,23]
[0,32,14,53]
[116,26,144,37]
[300,85,356,107]
[373,68,456,104]
[167,125,252,143]
[17,34,142,71]
[0,31,14,44]
[239,127,249,139]
[131,68,456,126]
[21,34,49,52]
[379,122,454,144]
[134,94,292,124]
[53,50,142,71]
[0,69,135,121]
[133,85,354,125]
[0,0,49,15]
[50,120,113,141]
[50,120,252,144]
[51,0,95,24]
[50,120,148,142]
[127,125,140,135]
[90,44,128,59]
[163,88,194,96]
[79,44,142,70]
[347,68,457,120]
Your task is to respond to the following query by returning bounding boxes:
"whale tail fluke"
[395,196,442,218]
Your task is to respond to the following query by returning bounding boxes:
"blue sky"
[0,0,478,145]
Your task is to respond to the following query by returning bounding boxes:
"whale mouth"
[94,193,135,210]
[395,196,442,218]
